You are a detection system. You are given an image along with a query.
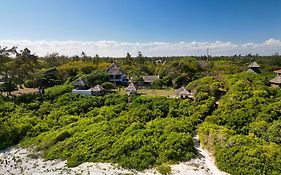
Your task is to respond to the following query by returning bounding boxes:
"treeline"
[1,46,281,95]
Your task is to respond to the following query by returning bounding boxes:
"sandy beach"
[0,136,228,175]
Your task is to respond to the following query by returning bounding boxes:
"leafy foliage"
[0,86,214,170]
[198,73,281,175]
[1,47,281,174]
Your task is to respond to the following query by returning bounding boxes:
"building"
[72,78,91,96]
[270,69,281,88]
[142,75,160,86]
[72,84,105,96]
[175,86,194,99]
[125,82,137,95]
[72,88,92,96]
[106,63,127,84]
[92,84,105,95]
[73,78,89,90]
[247,61,260,74]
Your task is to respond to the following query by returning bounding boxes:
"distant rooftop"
[274,69,281,74]
[247,68,258,74]
[142,75,160,83]
[73,78,88,87]
[270,75,281,84]
[175,86,190,96]
[125,82,137,92]
[248,61,260,68]
[106,63,122,75]
[92,84,105,92]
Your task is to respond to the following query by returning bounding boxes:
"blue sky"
[0,0,280,56]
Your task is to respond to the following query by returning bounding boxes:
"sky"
[0,0,280,57]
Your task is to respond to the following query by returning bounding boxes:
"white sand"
[0,136,228,175]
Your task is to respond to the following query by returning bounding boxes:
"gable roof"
[270,75,281,84]
[248,61,260,68]
[247,68,258,74]
[106,63,122,75]
[73,78,88,87]
[142,75,160,83]
[175,86,190,96]
[92,84,105,92]
[125,82,137,91]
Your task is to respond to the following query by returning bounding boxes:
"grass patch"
[138,89,175,97]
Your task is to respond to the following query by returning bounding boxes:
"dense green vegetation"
[1,46,281,174]
[0,84,216,170]
[1,46,280,94]
[198,73,281,175]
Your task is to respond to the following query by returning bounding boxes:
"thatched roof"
[248,61,260,68]
[92,84,105,92]
[142,75,160,83]
[73,78,88,87]
[175,86,190,96]
[125,82,137,92]
[274,69,281,74]
[270,75,281,84]
[247,68,258,74]
[106,63,122,75]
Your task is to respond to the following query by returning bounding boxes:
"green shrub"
[101,82,116,90]
[24,80,36,88]
[45,84,73,100]
[156,164,172,175]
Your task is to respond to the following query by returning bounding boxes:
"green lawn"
[116,88,175,97]
[138,89,175,97]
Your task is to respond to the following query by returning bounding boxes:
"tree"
[172,73,190,88]
[137,51,143,58]
[125,52,133,65]
[13,48,39,87]
[44,53,66,68]
[0,79,17,96]
[95,54,100,59]
[101,82,116,90]
[33,68,62,94]
[126,52,131,59]
[84,71,110,85]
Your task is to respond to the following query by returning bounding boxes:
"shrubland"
[0,84,216,170]
[198,72,281,175]
[1,47,281,174]
[1,72,280,174]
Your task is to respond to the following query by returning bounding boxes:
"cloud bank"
[0,38,280,57]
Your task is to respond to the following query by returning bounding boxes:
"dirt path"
[193,135,229,175]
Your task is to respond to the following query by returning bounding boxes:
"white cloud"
[0,38,280,57]
[265,38,281,46]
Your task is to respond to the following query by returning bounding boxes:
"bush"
[157,164,172,175]
[24,80,36,88]
[84,71,110,85]
[45,84,73,100]
[80,66,94,74]
[101,82,116,90]
[54,131,71,143]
